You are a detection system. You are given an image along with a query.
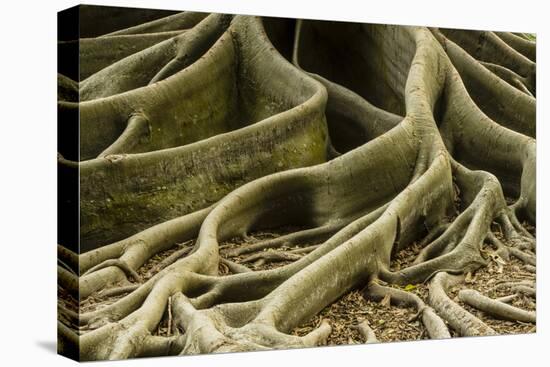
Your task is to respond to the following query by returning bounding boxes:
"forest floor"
[59,220,536,344]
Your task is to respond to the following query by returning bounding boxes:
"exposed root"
[78,207,211,298]
[220,258,252,274]
[428,272,496,336]
[351,320,378,344]
[58,266,79,298]
[420,223,450,247]
[486,232,510,261]
[98,113,151,157]
[495,294,518,303]
[83,259,142,283]
[508,247,536,266]
[491,279,534,290]
[495,32,536,62]
[103,12,207,37]
[147,242,194,276]
[509,285,535,298]
[241,251,303,267]
[172,293,332,354]
[139,334,186,358]
[58,244,78,274]
[57,11,536,361]
[412,213,467,265]
[458,289,535,323]
[496,213,535,246]
[289,245,320,254]
[58,305,79,328]
[98,284,140,298]
[225,223,341,257]
[148,14,233,84]
[167,296,173,336]
[363,281,450,339]
[480,61,533,96]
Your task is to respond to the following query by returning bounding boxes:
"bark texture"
[57,8,536,361]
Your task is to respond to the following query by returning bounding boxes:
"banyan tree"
[57,5,536,361]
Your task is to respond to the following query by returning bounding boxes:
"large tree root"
[57,10,536,361]
[68,15,331,250]
[60,30,185,81]
[428,273,496,336]
[77,206,211,298]
[351,320,378,344]
[363,281,451,339]
[224,223,343,257]
[103,11,207,37]
[508,247,536,266]
[458,289,535,323]
[58,266,79,298]
[57,244,78,274]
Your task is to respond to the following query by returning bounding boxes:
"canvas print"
[57,4,536,361]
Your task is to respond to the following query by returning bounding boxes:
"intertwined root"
[458,289,535,323]
[58,8,535,360]
[363,281,451,339]
[172,294,331,355]
[428,273,497,336]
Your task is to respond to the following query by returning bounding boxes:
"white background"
[0,0,547,366]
